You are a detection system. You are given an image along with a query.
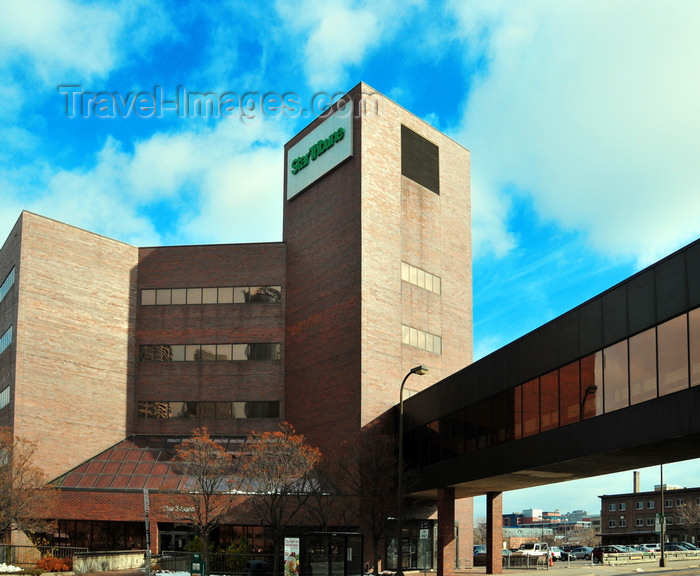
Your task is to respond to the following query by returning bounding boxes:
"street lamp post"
[660,465,666,568]
[580,385,597,420]
[397,365,428,576]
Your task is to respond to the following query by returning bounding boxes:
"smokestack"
[634,471,640,493]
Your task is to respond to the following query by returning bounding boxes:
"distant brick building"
[600,483,700,546]
[0,83,472,570]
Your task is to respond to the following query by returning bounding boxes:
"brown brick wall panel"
[0,214,22,431]
[360,90,472,425]
[134,242,286,437]
[137,243,286,288]
[13,212,138,480]
[283,103,363,456]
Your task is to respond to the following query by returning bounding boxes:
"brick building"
[600,477,700,546]
[0,84,472,569]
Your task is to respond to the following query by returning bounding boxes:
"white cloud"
[0,0,122,82]
[3,116,288,248]
[276,0,423,90]
[452,1,700,263]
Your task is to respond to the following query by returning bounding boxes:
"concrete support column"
[437,487,456,576]
[486,492,503,575]
[149,520,159,554]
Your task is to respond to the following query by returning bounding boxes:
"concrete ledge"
[73,551,146,574]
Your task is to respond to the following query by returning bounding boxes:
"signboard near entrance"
[284,537,300,576]
[286,106,353,200]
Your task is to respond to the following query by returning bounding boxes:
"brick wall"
[12,212,138,480]
[135,243,286,436]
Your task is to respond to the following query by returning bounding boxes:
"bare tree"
[304,457,359,533]
[473,517,487,545]
[676,501,700,540]
[239,423,321,576]
[166,428,241,575]
[329,427,401,572]
[0,427,56,542]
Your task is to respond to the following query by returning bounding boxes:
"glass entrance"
[303,533,363,576]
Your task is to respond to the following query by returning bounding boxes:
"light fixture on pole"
[580,385,597,420]
[660,465,665,568]
[397,365,428,576]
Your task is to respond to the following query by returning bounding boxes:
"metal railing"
[0,545,88,569]
[159,551,276,575]
[503,554,550,570]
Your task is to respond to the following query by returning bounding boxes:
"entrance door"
[303,533,363,576]
[160,530,196,552]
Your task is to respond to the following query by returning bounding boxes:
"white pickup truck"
[514,542,550,556]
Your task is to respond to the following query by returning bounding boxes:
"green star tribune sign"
[290,127,346,175]
[286,107,353,199]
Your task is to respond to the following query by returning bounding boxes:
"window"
[141,285,282,305]
[666,517,673,525]
[677,498,685,507]
[401,125,439,194]
[691,308,700,387]
[647,501,655,509]
[402,324,442,354]
[647,517,655,526]
[636,518,644,527]
[603,340,629,412]
[609,503,617,512]
[619,516,626,527]
[0,326,12,356]
[658,315,689,395]
[138,400,280,419]
[666,498,673,508]
[636,501,644,510]
[140,343,281,361]
[629,328,657,405]
[609,520,616,528]
[401,262,441,294]
[0,268,15,303]
[0,386,9,410]
[619,503,627,511]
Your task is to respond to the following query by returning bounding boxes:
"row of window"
[609,517,680,528]
[401,262,441,294]
[0,386,8,410]
[138,401,280,419]
[408,308,700,465]
[0,326,11,356]
[139,343,281,362]
[0,268,14,303]
[402,324,442,354]
[141,285,281,306]
[610,499,687,511]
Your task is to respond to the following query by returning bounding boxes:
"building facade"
[0,83,473,568]
[600,485,700,546]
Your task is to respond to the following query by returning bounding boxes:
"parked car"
[629,545,649,553]
[549,546,571,562]
[571,546,593,560]
[664,543,686,551]
[592,545,628,563]
[642,543,661,552]
[677,542,699,550]
[473,545,486,555]
[473,548,512,566]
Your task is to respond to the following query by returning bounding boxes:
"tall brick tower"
[283,82,472,456]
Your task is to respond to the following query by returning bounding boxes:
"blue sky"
[1,0,699,517]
